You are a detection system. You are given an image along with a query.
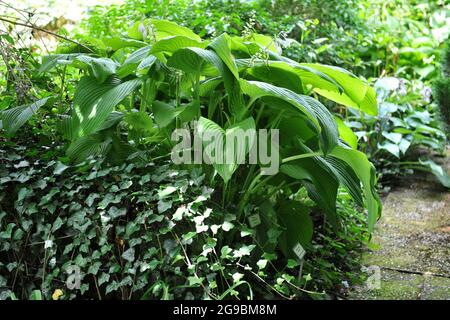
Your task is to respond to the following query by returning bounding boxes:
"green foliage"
[71,0,449,187]
[1,0,448,301]
[1,97,52,135]
[23,21,380,235]
[0,10,385,300]
[0,144,368,300]
[75,0,370,72]
[434,76,450,128]
[347,76,449,187]
[434,41,450,133]
[0,145,236,299]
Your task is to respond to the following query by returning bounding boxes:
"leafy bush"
[434,41,450,132]
[0,143,368,300]
[344,76,449,187]
[77,0,369,69]
[4,0,447,302]
[0,17,382,300]
[0,20,385,236]
[76,0,450,79]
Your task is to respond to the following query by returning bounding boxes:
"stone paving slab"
[364,186,450,275]
[350,150,450,300]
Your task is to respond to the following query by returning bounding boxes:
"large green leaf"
[378,141,400,158]
[71,76,115,138]
[66,134,112,162]
[39,54,80,73]
[280,158,339,229]
[334,116,358,149]
[246,64,303,93]
[60,111,124,142]
[57,115,76,140]
[168,45,245,119]
[76,56,118,83]
[208,34,239,79]
[278,115,317,145]
[137,55,157,72]
[151,36,204,54]
[72,76,142,138]
[240,80,338,153]
[322,156,364,208]
[208,34,245,119]
[301,63,378,115]
[124,111,153,131]
[167,48,219,75]
[152,101,185,127]
[150,19,201,41]
[117,46,152,77]
[197,116,255,183]
[237,59,344,93]
[66,124,133,164]
[329,144,382,231]
[40,54,118,83]
[418,159,450,188]
[240,57,377,115]
[1,97,51,135]
[302,64,367,101]
[101,36,146,50]
[98,111,125,131]
[127,19,201,41]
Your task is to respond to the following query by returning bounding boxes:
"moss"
[363,250,417,269]
[349,177,450,299]
[421,276,450,300]
[349,270,423,300]
[371,271,422,300]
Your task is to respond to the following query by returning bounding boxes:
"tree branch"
[0,16,94,53]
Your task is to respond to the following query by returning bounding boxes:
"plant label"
[293,243,305,260]
[248,214,261,227]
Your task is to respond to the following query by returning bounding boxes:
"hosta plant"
[2,19,382,259]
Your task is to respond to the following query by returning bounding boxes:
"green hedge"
[434,41,450,131]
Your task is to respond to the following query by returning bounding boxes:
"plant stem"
[281,152,323,163]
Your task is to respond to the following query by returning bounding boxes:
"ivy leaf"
[121,248,135,262]
[157,200,172,213]
[158,186,177,199]
[234,244,256,258]
[108,206,127,219]
[54,162,69,175]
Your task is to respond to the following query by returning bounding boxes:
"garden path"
[351,148,450,299]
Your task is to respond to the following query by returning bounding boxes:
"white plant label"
[293,243,306,260]
[248,214,261,228]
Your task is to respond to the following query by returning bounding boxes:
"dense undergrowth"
[0,0,449,300]
[0,136,368,299]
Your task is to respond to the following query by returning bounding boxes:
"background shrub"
[434,41,450,133]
